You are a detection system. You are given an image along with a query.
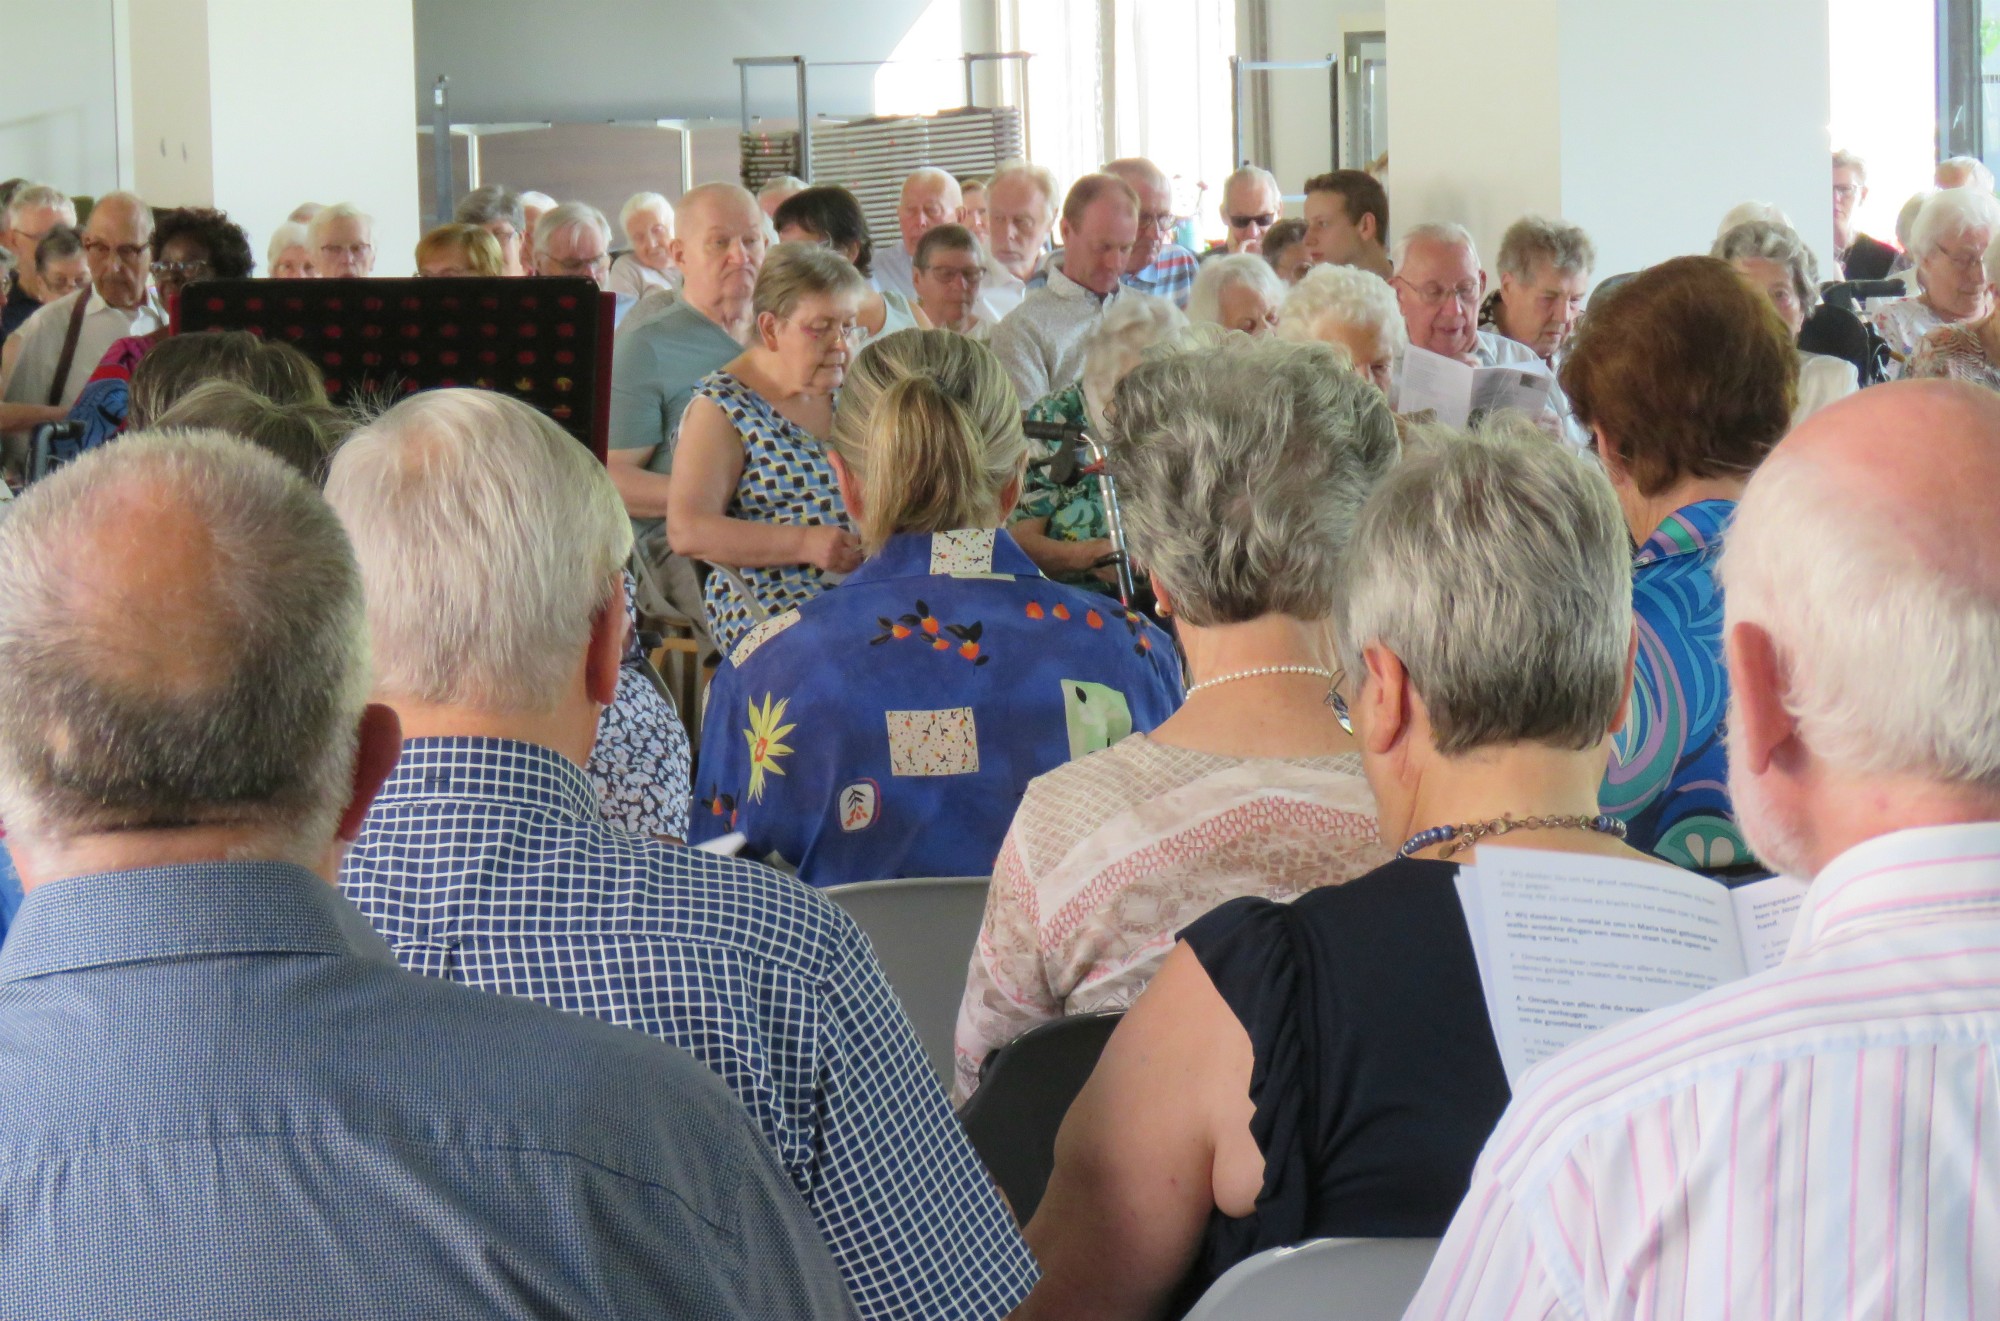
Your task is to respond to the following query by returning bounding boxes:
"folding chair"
[1181,1237,1442,1321]
[956,1012,1123,1220]
[824,875,991,1083]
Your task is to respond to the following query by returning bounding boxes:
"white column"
[1386,0,1833,282]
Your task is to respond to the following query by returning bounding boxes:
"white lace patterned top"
[951,732,1389,1102]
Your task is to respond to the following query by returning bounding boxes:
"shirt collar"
[1046,257,1119,305]
[1787,821,2000,957]
[1633,499,1735,567]
[0,860,393,983]
[372,735,600,822]
[85,286,165,332]
[844,528,1044,586]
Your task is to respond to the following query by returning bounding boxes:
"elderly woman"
[454,183,527,276]
[266,221,316,278]
[1184,253,1284,335]
[608,191,677,297]
[1274,262,1404,395]
[1870,187,2000,370]
[1016,428,1658,1320]
[772,185,929,347]
[413,223,504,277]
[1564,256,1796,870]
[953,338,1397,1103]
[1481,215,1593,363]
[666,243,868,656]
[1713,219,1858,422]
[1906,229,2000,389]
[1012,292,1187,591]
[689,329,1180,886]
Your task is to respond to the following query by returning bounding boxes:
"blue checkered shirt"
[342,737,1038,1321]
[0,860,854,1319]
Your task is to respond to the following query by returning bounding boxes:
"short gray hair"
[266,220,310,271]
[757,175,807,202]
[1337,424,1632,755]
[1712,220,1822,316]
[1186,253,1285,329]
[533,200,611,259]
[1910,186,2000,261]
[454,183,524,232]
[1832,149,1867,183]
[1722,443,2000,789]
[4,182,75,230]
[1391,221,1478,274]
[1109,338,1401,627]
[0,431,368,852]
[1496,216,1595,281]
[1275,263,1408,355]
[1716,201,1790,239]
[1081,293,1188,420]
[987,159,1060,225]
[1220,165,1280,207]
[619,191,673,233]
[307,202,372,248]
[324,389,633,713]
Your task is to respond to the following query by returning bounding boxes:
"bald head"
[82,191,153,310]
[0,431,369,861]
[671,183,767,318]
[897,168,961,253]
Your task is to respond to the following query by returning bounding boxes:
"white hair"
[1938,156,1997,193]
[1896,191,1932,250]
[1186,253,1286,328]
[1909,186,2000,261]
[1276,263,1408,355]
[1220,165,1280,209]
[1722,446,2000,789]
[987,159,1060,225]
[520,191,556,212]
[266,221,310,271]
[901,167,962,207]
[306,202,373,248]
[1079,293,1188,423]
[619,191,674,234]
[324,389,633,713]
[0,430,368,853]
[534,200,611,259]
[1716,201,1791,240]
[757,175,807,202]
[1391,221,1478,273]
[4,182,75,231]
[1832,149,1868,184]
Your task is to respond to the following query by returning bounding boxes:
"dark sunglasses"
[1227,213,1276,229]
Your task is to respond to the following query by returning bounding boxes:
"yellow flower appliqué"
[743,694,796,803]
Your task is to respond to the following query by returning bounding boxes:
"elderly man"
[609,191,677,297]
[911,222,987,334]
[0,430,852,1318]
[757,174,806,219]
[1409,380,2000,1317]
[959,175,990,244]
[2,191,161,414]
[532,200,612,286]
[988,173,1139,403]
[1099,157,1197,307]
[453,182,527,276]
[1833,149,1897,280]
[309,203,375,278]
[608,181,765,632]
[872,166,961,302]
[1303,169,1392,279]
[328,390,1038,1321]
[1484,215,1594,362]
[520,190,556,249]
[2,182,77,339]
[1211,164,1282,255]
[974,159,1059,323]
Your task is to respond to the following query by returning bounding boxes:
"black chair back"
[957,1011,1123,1221]
[1798,303,1888,387]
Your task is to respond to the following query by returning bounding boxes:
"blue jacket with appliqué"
[691,529,1183,887]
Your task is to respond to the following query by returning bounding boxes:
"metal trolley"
[1020,418,1135,608]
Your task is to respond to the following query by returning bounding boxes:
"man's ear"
[1359,641,1410,757]
[584,584,627,710]
[1723,620,1796,777]
[336,704,403,843]
[1359,211,1380,245]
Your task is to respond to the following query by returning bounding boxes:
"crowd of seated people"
[1,135,2000,1318]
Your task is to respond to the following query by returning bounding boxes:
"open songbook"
[1457,847,1808,1084]
[1394,346,1555,429]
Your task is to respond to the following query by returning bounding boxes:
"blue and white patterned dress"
[685,371,850,656]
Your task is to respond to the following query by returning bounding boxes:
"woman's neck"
[1399,741,1639,862]
[1621,474,1745,546]
[1146,613,1356,760]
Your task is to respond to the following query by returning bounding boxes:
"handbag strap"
[44,288,94,408]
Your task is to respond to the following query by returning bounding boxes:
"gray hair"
[619,191,674,233]
[1832,149,1867,184]
[266,220,309,271]
[1712,220,1822,316]
[1496,216,1595,281]
[1896,191,1931,250]
[1220,165,1281,208]
[1275,263,1408,355]
[1081,293,1188,423]
[901,167,962,206]
[1939,156,1997,193]
[1391,221,1478,274]
[987,159,1061,225]
[1716,201,1790,239]
[1186,253,1286,329]
[324,389,632,713]
[4,182,75,231]
[1723,444,2000,788]
[757,175,807,202]
[1336,423,1632,755]
[1109,338,1401,627]
[0,430,368,853]
[1910,186,2000,261]
[454,183,524,232]
[533,200,611,259]
[306,202,372,248]
[520,191,556,213]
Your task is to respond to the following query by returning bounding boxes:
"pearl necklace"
[1183,665,1337,698]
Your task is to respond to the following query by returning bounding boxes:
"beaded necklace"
[1397,811,1627,860]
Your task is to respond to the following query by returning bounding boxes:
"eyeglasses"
[151,259,212,278]
[1324,668,1353,734]
[83,240,149,264]
[1936,246,1986,273]
[1395,276,1482,307]
[1137,211,1176,234]
[1227,212,1276,230]
[1832,184,1862,200]
[918,264,984,285]
[320,243,374,260]
[543,254,609,276]
[796,318,866,347]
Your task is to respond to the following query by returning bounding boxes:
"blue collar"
[371,736,600,822]
[0,860,393,983]
[843,529,1045,588]
[1634,499,1736,568]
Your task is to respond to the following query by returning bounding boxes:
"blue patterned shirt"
[0,860,853,1319]
[690,529,1183,885]
[1601,499,1749,870]
[341,737,1036,1321]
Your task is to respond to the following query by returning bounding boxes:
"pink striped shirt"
[1406,822,2000,1319]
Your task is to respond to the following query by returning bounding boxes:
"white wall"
[1252,0,1383,210]
[128,0,215,208]
[0,0,124,197]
